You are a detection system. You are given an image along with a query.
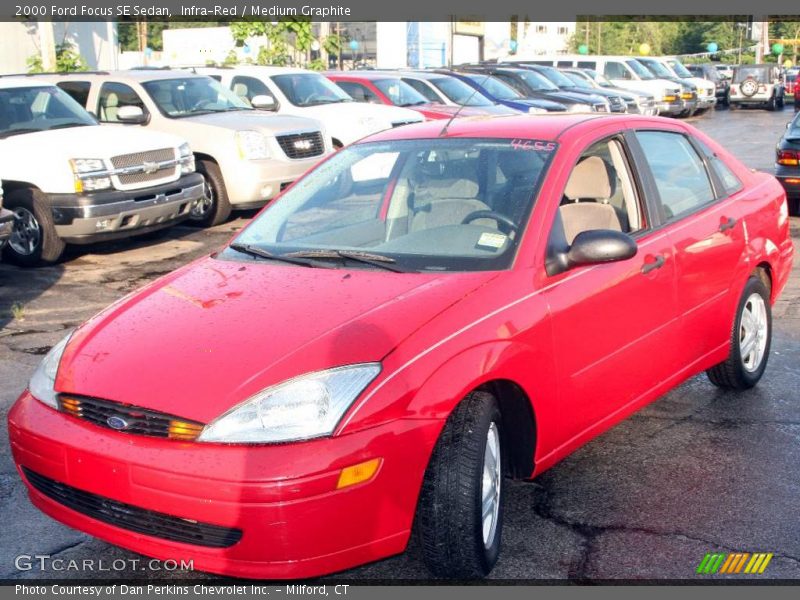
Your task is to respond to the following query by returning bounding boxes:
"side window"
[494,74,526,95]
[636,131,716,220]
[230,75,271,103]
[695,139,744,197]
[334,81,380,103]
[97,82,146,123]
[402,78,441,103]
[556,138,645,244]
[577,61,596,69]
[56,81,90,108]
[604,62,629,80]
[557,61,572,68]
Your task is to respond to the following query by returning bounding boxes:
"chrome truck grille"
[110,148,178,187]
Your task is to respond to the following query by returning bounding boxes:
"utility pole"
[597,21,602,54]
[38,22,57,71]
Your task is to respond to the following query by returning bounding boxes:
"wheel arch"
[0,180,41,195]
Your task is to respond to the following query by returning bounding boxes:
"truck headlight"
[235,130,270,160]
[29,333,72,409]
[198,363,381,444]
[178,143,195,174]
[70,159,111,192]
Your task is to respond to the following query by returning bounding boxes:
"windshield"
[271,73,352,107]
[372,78,427,106]
[465,74,522,100]
[667,59,693,78]
[0,86,95,138]
[514,70,559,92]
[535,66,576,88]
[638,59,673,79]
[143,77,250,117]
[585,69,613,88]
[430,77,494,106]
[562,72,593,89]
[626,60,655,80]
[734,66,772,84]
[229,138,556,272]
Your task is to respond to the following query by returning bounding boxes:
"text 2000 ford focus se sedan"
[8,114,794,579]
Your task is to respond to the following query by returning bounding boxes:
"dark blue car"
[438,70,566,113]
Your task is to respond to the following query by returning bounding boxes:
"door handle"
[641,254,665,274]
[719,216,737,232]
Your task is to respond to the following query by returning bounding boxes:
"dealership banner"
[4,0,800,21]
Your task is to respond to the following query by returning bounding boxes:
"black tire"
[1,188,65,267]
[706,276,772,390]
[766,95,777,111]
[415,390,505,578]
[777,93,785,109]
[189,159,231,227]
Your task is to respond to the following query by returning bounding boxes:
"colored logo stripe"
[698,552,773,574]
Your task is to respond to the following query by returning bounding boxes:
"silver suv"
[730,64,785,111]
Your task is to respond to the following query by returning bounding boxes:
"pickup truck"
[37,70,331,226]
[0,179,13,248]
[0,79,203,267]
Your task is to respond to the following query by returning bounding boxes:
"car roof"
[20,69,209,84]
[363,113,665,144]
[0,77,59,90]
[324,71,402,81]
[199,65,317,76]
[391,70,452,81]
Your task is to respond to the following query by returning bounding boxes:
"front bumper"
[696,96,717,109]
[656,99,684,116]
[48,174,204,244]
[8,391,442,579]
[221,154,326,208]
[0,207,13,245]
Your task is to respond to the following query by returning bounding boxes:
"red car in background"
[326,70,504,120]
[9,114,794,579]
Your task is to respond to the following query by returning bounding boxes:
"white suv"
[0,79,203,267]
[197,66,424,149]
[38,70,331,226]
[729,64,786,111]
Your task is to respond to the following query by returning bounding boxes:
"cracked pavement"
[0,107,798,582]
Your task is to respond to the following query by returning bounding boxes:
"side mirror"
[567,229,637,267]
[116,105,147,124]
[251,95,277,111]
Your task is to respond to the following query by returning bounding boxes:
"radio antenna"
[439,70,496,137]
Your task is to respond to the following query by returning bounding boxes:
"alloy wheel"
[740,292,768,372]
[481,422,502,548]
[9,207,41,256]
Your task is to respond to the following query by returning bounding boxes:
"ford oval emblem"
[106,416,129,430]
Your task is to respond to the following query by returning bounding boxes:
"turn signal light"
[784,178,800,184]
[777,150,799,166]
[663,95,677,102]
[336,458,382,489]
[168,420,204,441]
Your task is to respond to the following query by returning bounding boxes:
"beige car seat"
[559,156,622,244]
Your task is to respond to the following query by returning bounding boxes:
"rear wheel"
[766,94,777,111]
[1,188,65,267]
[707,276,772,389]
[190,160,231,227]
[415,391,504,578]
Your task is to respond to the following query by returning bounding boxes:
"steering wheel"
[462,210,518,233]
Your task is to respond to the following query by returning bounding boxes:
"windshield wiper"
[48,122,91,130]
[285,249,412,273]
[229,243,328,268]
[0,128,43,139]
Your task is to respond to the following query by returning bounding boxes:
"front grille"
[58,395,204,441]
[111,148,177,186]
[276,131,325,159]
[23,468,242,548]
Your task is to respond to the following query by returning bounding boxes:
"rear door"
[629,129,748,362]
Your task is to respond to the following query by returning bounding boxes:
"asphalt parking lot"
[1,106,798,582]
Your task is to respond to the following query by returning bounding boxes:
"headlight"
[527,106,547,114]
[198,363,381,444]
[29,333,71,409]
[70,159,111,193]
[567,103,591,113]
[178,142,195,174]
[235,130,269,160]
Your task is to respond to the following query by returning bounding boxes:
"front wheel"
[414,390,504,578]
[1,188,65,267]
[189,159,231,227]
[706,276,772,389]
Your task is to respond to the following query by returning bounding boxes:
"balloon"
[242,44,251,54]
[578,44,589,55]
[638,43,650,56]
[784,59,794,68]
[349,39,359,51]
[772,43,784,55]
[509,39,518,52]
[311,40,321,52]
[706,42,718,53]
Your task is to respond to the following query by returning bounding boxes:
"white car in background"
[197,66,424,149]
[659,57,717,111]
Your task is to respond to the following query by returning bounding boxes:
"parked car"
[775,110,800,214]
[635,57,701,116]
[391,70,519,115]
[197,66,423,148]
[459,65,597,112]
[503,63,617,112]
[0,79,203,266]
[438,70,564,112]
[506,55,683,116]
[716,64,735,80]
[729,64,785,110]
[685,63,730,106]
[325,71,503,119]
[0,179,13,248]
[565,68,658,115]
[658,57,718,112]
[10,113,793,579]
[37,70,331,227]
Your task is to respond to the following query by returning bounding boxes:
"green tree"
[27,41,87,73]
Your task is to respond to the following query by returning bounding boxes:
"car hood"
[57,257,496,423]
[185,110,323,135]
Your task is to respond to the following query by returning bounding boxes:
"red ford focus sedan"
[8,114,794,579]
